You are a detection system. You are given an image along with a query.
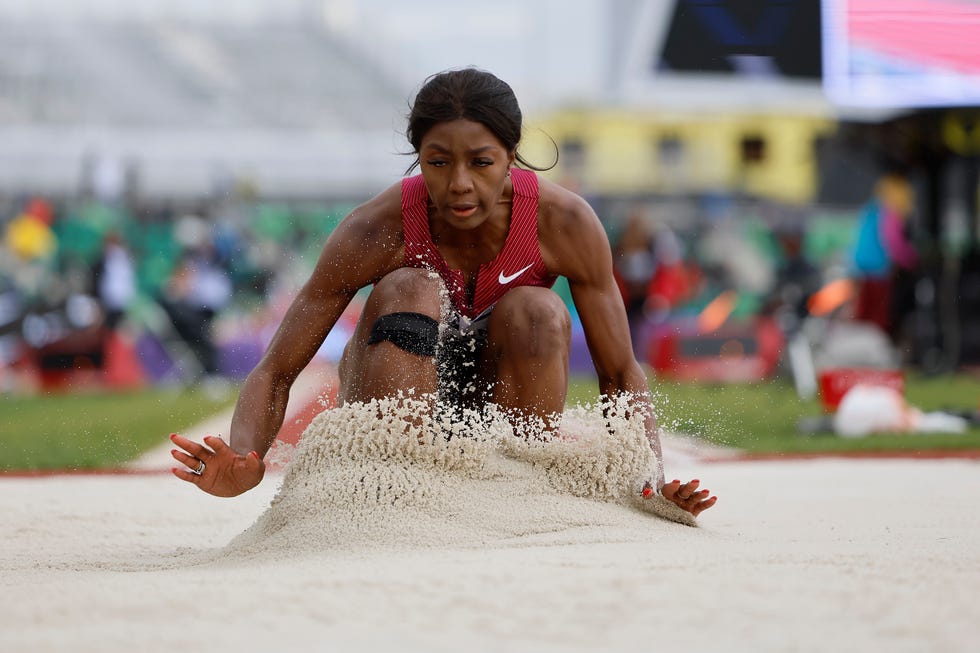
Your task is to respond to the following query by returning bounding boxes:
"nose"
[448,164,473,194]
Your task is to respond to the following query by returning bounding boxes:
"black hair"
[404,67,556,174]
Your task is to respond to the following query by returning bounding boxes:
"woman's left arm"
[539,189,716,517]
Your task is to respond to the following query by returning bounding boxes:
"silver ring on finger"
[194,460,206,475]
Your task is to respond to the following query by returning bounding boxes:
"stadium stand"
[0,12,410,198]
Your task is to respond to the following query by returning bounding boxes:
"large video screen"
[822,0,980,108]
[658,0,821,80]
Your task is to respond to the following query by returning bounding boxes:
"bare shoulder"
[537,177,600,232]
[337,181,404,244]
[310,181,406,291]
[537,177,609,278]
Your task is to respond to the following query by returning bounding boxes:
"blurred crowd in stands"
[605,177,935,382]
[0,192,353,393]
[0,174,952,394]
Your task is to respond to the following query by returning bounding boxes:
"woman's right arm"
[171,183,405,496]
[232,184,406,458]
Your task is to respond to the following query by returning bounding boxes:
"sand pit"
[2,399,979,652]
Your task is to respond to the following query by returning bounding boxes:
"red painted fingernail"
[250,451,259,459]
[169,433,177,440]
[642,487,653,498]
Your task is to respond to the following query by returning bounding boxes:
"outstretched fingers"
[171,464,204,485]
[690,495,718,516]
[168,432,264,497]
[203,434,231,453]
[169,432,215,483]
[170,432,214,460]
[658,478,718,516]
[170,447,202,473]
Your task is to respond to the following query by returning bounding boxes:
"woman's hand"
[170,433,265,498]
[644,478,717,517]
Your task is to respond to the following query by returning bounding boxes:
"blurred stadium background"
[1,0,979,427]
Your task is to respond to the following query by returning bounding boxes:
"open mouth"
[450,204,478,218]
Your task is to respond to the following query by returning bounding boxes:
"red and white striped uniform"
[401,168,557,320]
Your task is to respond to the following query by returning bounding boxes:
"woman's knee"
[349,268,444,361]
[488,288,570,358]
[365,267,443,318]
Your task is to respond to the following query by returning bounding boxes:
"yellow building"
[525,109,836,205]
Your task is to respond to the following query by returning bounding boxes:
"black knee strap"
[367,312,439,357]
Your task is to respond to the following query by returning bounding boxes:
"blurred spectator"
[613,210,658,329]
[2,198,59,303]
[851,173,918,335]
[4,198,56,262]
[613,208,696,354]
[92,231,136,331]
[698,201,774,297]
[160,247,232,378]
[767,225,821,324]
[644,220,692,320]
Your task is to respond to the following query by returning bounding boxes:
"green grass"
[3,373,978,472]
[567,373,980,454]
[0,386,238,472]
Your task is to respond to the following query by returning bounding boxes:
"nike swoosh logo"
[498,263,534,285]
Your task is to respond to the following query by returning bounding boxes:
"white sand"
[3,398,979,652]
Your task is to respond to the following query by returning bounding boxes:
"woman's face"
[418,119,516,230]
